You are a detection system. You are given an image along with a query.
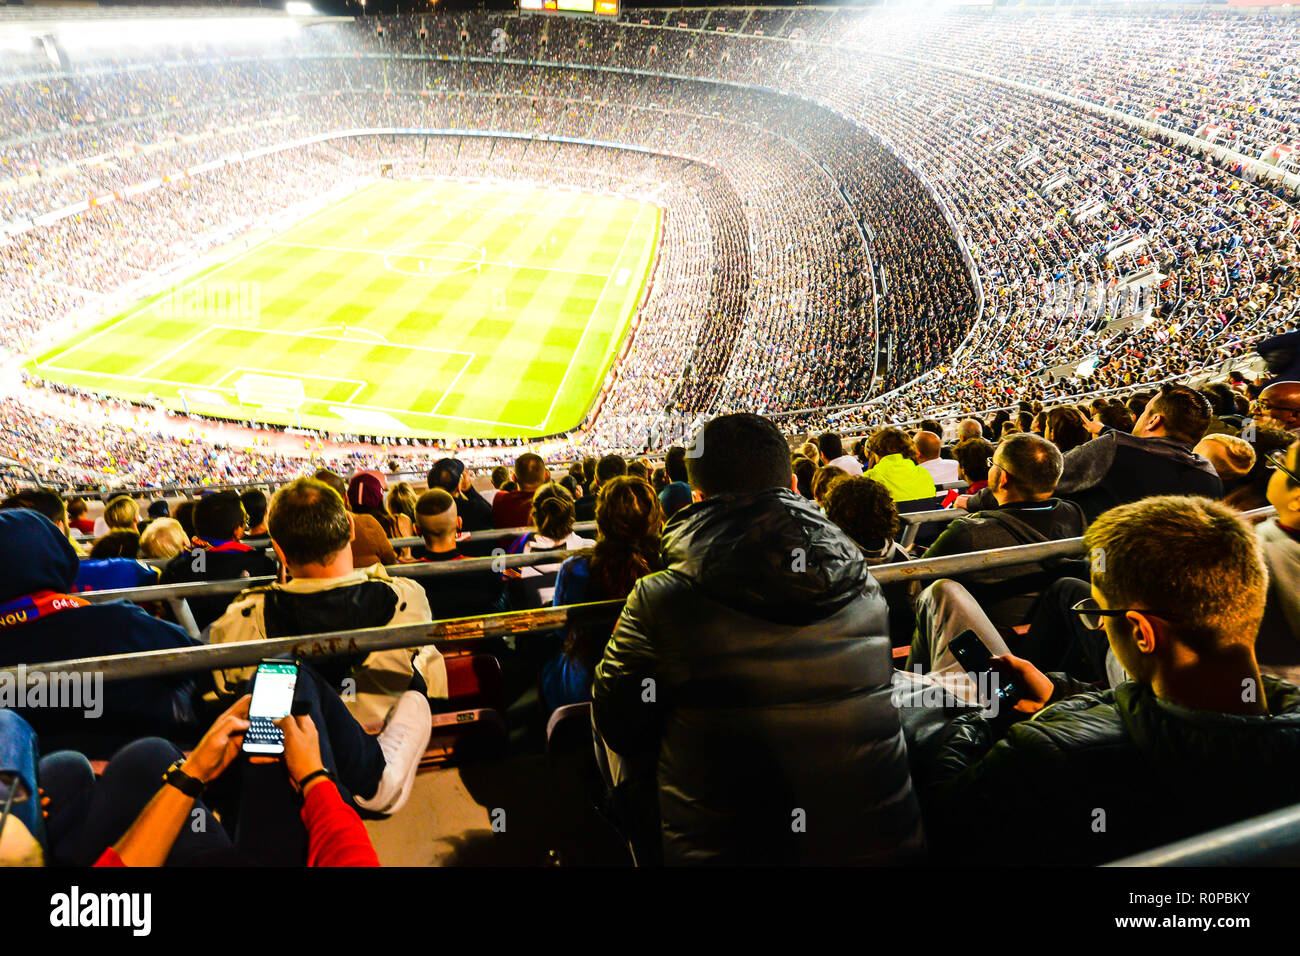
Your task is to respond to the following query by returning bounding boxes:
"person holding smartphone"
[85,693,380,867]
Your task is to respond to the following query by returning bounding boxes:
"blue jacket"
[0,510,202,755]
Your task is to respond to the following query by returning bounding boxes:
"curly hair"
[867,426,917,462]
[530,482,576,542]
[823,477,900,549]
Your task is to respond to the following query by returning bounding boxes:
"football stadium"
[2,0,1300,905]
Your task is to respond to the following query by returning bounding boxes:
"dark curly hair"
[867,426,918,462]
[823,477,900,549]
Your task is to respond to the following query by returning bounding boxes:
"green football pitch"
[28,179,661,439]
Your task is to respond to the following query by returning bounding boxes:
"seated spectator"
[792,456,817,499]
[412,489,506,619]
[140,518,190,560]
[173,500,197,539]
[942,437,993,509]
[916,431,958,486]
[1043,406,1091,455]
[349,472,414,561]
[542,476,663,714]
[482,465,510,506]
[1256,439,1300,683]
[911,434,1090,658]
[159,490,278,632]
[428,458,493,532]
[921,496,1300,865]
[89,530,141,559]
[207,478,445,730]
[492,453,550,529]
[506,483,593,607]
[864,427,937,504]
[575,454,626,522]
[823,475,915,645]
[314,470,396,569]
[956,419,983,443]
[93,495,138,538]
[240,489,269,543]
[0,509,201,756]
[66,497,95,536]
[811,464,848,508]
[594,413,923,865]
[1258,381,1300,436]
[1258,330,1300,386]
[817,431,864,476]
[144,499,171,529]
[1194,433,1256,487]
[658,445,693,518]
[1225,422,1297,511]
[1057,383,1221,520]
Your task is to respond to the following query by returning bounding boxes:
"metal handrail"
[1105,800,1300,867]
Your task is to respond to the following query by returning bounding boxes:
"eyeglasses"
[1266,450,1300,485]
[1071,598,1177,631]
[987,457,1014,480]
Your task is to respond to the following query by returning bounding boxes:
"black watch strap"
[162,758,205,799]
[297,768,333,792]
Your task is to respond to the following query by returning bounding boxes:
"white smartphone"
[242,659,299,755]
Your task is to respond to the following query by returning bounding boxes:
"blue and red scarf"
[0,590,89,630]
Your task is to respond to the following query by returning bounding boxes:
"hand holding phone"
[243,660,299,755]
[947,629,1025,707]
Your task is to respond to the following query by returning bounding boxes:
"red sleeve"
[301,780,380,867]
[93,848,126,867]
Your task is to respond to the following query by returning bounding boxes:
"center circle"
[383,241,486,278]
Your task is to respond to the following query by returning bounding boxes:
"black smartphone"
[243,659,299,755]
[948,630,1022,706]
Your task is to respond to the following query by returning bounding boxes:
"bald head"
[1260,381,1300,432]
[415,489,459,551]
[957,419,983,441]
[915,431,942,462]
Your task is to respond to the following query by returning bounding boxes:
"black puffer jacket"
[922,675,1300,865]
[1056,429,1222,521]
[593,488,925,865]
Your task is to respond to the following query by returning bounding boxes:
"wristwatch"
[296,768,333,792]
[162,758,206,799]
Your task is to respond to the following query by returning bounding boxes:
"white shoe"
[354,691,432,816]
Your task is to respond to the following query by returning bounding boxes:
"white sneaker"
[354,691,432,815]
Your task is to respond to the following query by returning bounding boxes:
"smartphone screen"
[948,631,1022,706]
[243,660,298,755]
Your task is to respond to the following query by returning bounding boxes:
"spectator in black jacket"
[1054,383,1221,520]
[428,458,493,534]
[413,489,506,620]
[921,496,1300,866]
[593,413,924,865]
[159,491,278,632]
[914,433,1088,638]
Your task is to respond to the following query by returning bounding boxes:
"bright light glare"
[286,3,317,15]
[55,17,300,51]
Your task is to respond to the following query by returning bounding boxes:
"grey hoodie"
[1257,520,1300,681]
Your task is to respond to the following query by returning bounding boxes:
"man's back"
[160,544,279,630]
[492,489,536,529]
[922,499,1088,626]
[925,677,1300,864]
[594,488,924,865]
[1058,430,1222,521]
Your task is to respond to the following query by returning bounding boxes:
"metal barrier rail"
[898,508,966,549]
[3,601,626,683]
[1105,800,1300,867]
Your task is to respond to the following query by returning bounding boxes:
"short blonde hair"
[103,495,139,530]
[1195,434,1255,481]
[140,517,191,560]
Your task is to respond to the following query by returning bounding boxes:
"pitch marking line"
[270,240,610,279]
[428,352,475,418]
[537,205,647,434]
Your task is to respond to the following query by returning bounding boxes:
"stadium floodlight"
[286,3,317,15]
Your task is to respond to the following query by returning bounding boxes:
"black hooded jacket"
[592,488,924,865]
[1055,429,1222,521]
[923,675,1300,865]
